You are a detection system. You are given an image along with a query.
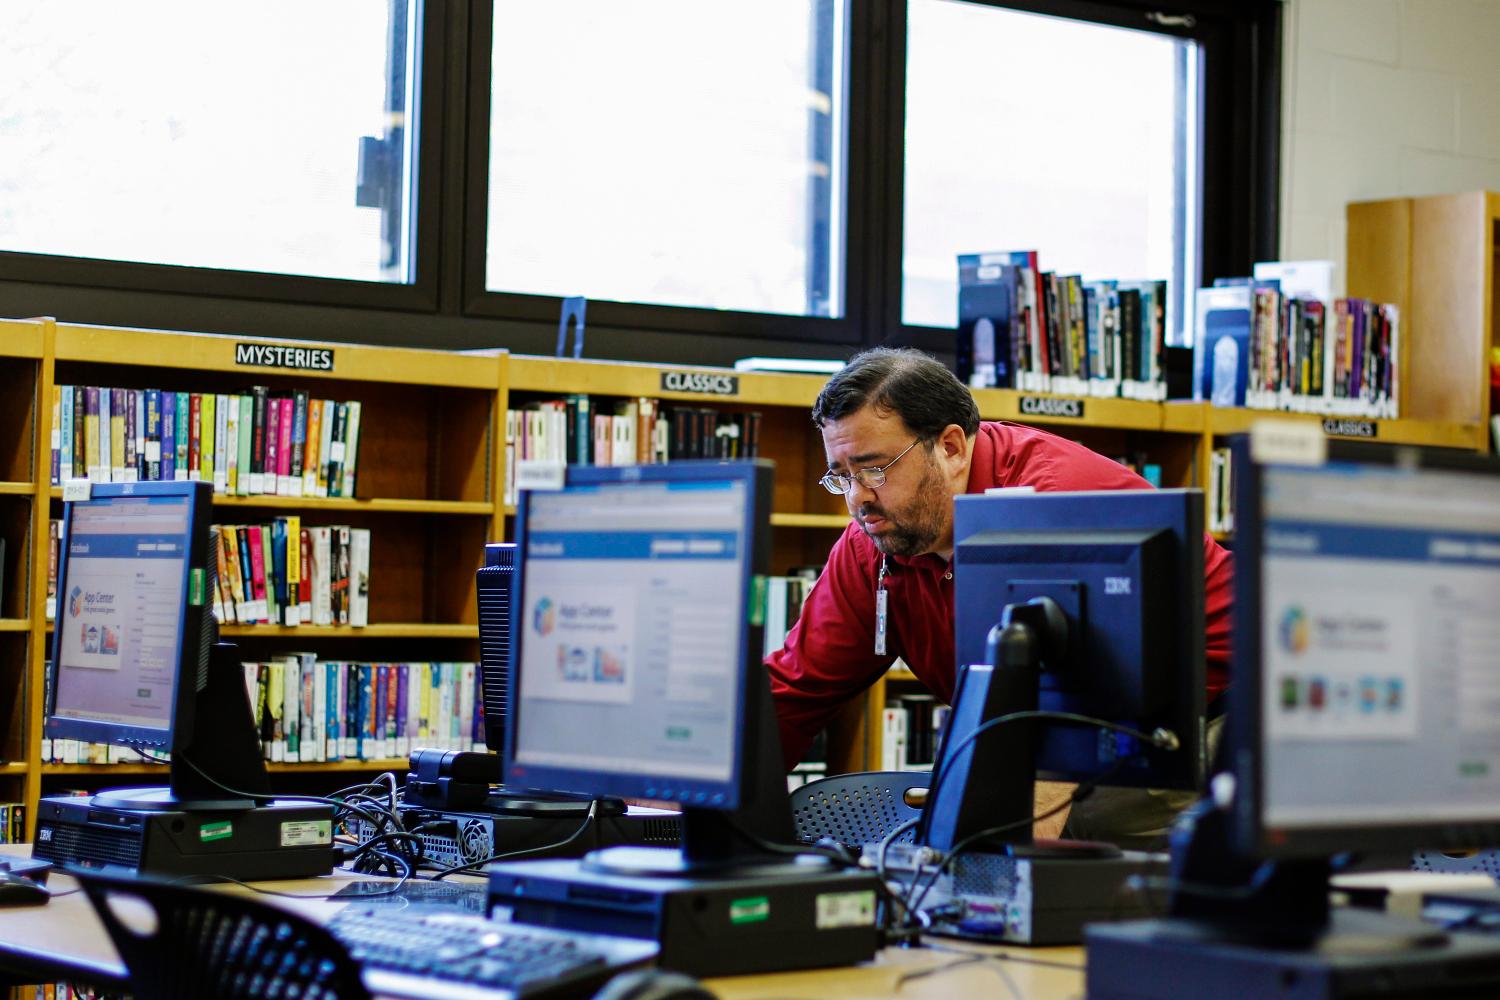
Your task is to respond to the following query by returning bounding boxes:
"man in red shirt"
[766,348,1233,846]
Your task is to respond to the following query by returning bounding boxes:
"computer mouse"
[591,969,715,1000]
[0,871,52,906]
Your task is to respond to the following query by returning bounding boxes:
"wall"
[1279,0,1500,292]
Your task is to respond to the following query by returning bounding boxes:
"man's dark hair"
[812,347,980,438]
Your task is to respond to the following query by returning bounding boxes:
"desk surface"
[0,846,1087,999]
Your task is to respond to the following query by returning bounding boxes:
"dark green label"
[729,896,770,925]
[188,568,205,606]
[200,820,233,843]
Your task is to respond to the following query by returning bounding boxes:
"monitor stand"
[906,603,1170,945]
[486,680,882,978]
[1086,800,1500,999]
[33,642,336,880]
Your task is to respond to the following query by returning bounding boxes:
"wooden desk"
[0,847,1087,999]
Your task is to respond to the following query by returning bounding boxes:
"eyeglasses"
[819,438,924,495]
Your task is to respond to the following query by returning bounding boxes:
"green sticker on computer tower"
[729,895,770,925]
[199,820,233,843]
[188,567,205,606]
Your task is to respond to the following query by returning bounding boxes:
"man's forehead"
[822,414,909,467]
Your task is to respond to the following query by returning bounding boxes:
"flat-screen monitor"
[1231,440,1500,858]
[924,489,1206,851]
[506,463,764,810]
[48,481,217,753]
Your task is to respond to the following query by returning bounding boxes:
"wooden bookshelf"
[5,321,505,838]
[8,308,1494,804]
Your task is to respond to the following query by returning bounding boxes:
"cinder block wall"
[1279,0,1500,291]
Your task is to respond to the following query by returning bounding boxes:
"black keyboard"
[330,904,658,1000]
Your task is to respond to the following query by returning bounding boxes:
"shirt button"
[944,571,953,581]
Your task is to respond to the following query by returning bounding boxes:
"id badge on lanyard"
[875,556,889,656]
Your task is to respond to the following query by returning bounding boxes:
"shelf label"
[514,460,566,492]
[1019,395,1085,419]
[1321,418,1379,439]
[661,370,738,396]
[62,478,92,502]
[1251,419,1327,466]
[234,342,335,372]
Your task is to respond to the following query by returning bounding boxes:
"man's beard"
[856,460,949,558]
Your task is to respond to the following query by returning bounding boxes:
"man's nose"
[848,478,878,508]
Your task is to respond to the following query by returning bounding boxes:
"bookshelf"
[0,320,504,838]
[4,304,1495,817]
[1347,191,1499,435]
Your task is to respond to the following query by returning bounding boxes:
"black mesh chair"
[77,869,370,1000]
[789,771,930,850]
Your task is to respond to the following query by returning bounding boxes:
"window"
[485,0,848,319]
[901,0,1200,343]
[0,1,419,283]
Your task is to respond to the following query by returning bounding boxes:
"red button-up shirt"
[766,421,1234,769]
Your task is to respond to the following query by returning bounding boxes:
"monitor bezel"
[1230,437,1500,859]
[45,480,213,753]
[502,460,771,811]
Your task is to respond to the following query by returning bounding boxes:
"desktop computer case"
[34,795,337,880]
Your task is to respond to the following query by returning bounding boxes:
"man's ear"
[937,423,969,473]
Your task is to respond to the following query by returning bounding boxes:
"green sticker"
[729,895,770,925]
[747,574,767,628]
[188,567,205,606]
[200,820,233,843]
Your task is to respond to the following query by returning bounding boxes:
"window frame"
[875,0,1282,356]
[0,0,448,314]
[0,0,1279,363]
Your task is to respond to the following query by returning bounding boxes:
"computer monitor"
[921,488,1206,854]
[1229,442,1500,860]
[1085,441,1500,998]
[36,480,334,879]
[502,461,794,866]
[489,461,881,978]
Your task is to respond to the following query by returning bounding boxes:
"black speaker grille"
[36,823,144,869]
[476,545,516,760]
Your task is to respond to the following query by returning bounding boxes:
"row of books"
[504,396,764,504]
[48,384,364,497]
[42,520,371,627]
[760,573,818,657]
[40,659,484,765]
[0,802,24,845]
[1208,446,1235,536]
[211,522,369,627]
[880,689,950,772]
[1193,261,1400,418]
[14,986,111,999]
[958,250,1169,400]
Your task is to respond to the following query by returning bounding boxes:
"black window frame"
[0,0,1279,366]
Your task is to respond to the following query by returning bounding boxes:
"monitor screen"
[52,492,194,732]
[1253,457,1500,842]
[507,469,757,807]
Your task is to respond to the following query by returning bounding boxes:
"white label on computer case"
[514,460,566,492]
[281,819,333,847]
[815,890,877,929]
[62,478,92,502]
[1250,420,1327,467]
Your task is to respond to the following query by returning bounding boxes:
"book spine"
[299,526,313,622]
[395,663,410,758]
[302,398,322,496]
[283,656,301,762]
[247,525,268,623]
[144,389,161,481]
[109,387,126,482]
[277,397,295,495]
[341,400,361,498]
[349,528,370,628]
[223,394,239,494]
[289,390,308,496]
[284,515,302,627]
[124,388,139,482]
[250,386,268,494]
[187,393,202,481]
[317,399,335,497]
[327,403,348,497]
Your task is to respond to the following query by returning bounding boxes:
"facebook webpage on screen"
[1262,464,1500,828]
[54,496,190,729]
[515,481,747,783]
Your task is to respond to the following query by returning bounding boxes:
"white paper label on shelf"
[514,460,566,492]
[62,479,92,502]
[1250,420,1327,466]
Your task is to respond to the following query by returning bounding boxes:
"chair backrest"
[77,869,370,1000]
[1413,849,1500,880]
[789,770,930,849]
